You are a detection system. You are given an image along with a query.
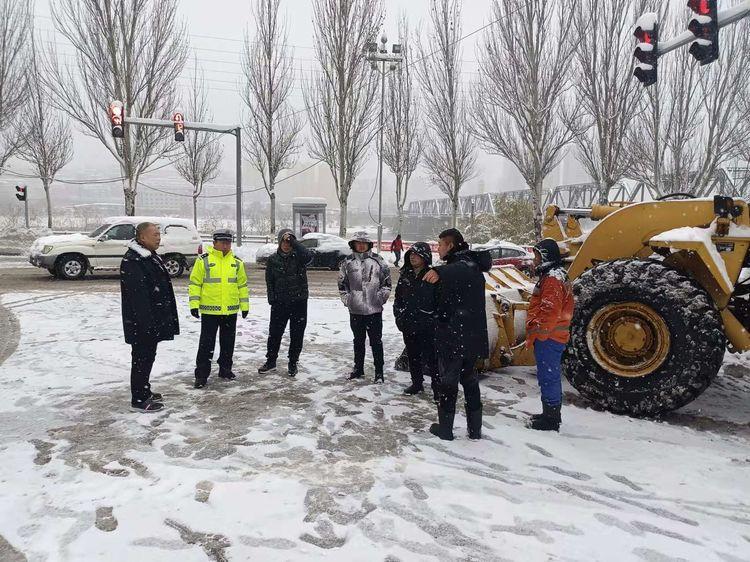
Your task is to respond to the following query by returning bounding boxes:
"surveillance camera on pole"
[108,101,125,138]
[173,110,185,142]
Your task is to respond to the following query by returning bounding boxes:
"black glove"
[241,310,248,319]
[191,309,200,319]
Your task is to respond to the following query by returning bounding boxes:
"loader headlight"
[42,245,53,254]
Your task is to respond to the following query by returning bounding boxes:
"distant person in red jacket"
[525,238,574,432]
[391,234,404,267]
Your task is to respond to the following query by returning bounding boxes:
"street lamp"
[366,32,403,255]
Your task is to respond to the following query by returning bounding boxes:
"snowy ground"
[0,293,749,561]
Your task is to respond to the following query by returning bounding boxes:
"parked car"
[472,239,534,273]
[28,217,202,280]
[256,232,352,270]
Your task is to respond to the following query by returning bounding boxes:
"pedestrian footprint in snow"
[258,229,312,377]
[393,241,439,401]
[423,228,491,441]
[190,229,249,389]
[525,239,575,432]
[120,222,179,413]
[338,231,392,383]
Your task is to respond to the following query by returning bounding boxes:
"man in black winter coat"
[393,242,438,400]
[424,228,491,440]
[258,229,312,377]
[120,222,180,412]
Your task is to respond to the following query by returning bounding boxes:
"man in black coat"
[393,242,438,400]
[424,228,491,440]
[120,222,180,412]
[258,229,312,377]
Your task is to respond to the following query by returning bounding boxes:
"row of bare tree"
[1,0,749,238]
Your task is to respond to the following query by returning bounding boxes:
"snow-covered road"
[0,292,748,561]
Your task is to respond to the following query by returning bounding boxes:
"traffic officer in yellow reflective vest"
[189,229,249,388]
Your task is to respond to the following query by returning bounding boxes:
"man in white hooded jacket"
[338,231,392,382]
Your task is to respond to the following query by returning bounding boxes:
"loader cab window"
[301,239,319,249]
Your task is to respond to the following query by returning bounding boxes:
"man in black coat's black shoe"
[259,229,312,377]
[393,242,437,399]
[424,228,491,440]
[120,222,180,413]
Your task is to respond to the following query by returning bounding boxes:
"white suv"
[29,216,202,280]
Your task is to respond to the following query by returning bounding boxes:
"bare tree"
[571,0,641,204]
[0,0,31,170]
[627,2,750,197]
[242,0,303,235]
[305,0,383,237]
[17,36,73,229]
[381,16,422,235]
[44,0,189,215]
[472,0,579,237]
[174,61,223,227]
[416,0,476,228]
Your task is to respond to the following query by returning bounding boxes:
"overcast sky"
[16,0,590,208]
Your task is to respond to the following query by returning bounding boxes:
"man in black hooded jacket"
[259,229,312,377]
[424,228,491,440]
[393,242,438,400]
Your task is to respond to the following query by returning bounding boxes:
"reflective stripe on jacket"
[526,270,574,347]
[188,247,249,315]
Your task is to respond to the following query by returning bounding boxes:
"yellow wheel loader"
[485,195,750,416]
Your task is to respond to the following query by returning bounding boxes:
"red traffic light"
[15,185,27,202]
[173,112,185,142]
[687,0,711,15]
[634,28,654,44]
[108,101,125,139]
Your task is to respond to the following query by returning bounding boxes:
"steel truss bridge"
[406,169,750,218]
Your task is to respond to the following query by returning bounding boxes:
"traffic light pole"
[23,189,29,229]
[120,116,245,246]
[658,0,750,56]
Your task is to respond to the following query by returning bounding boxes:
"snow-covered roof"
[292,197,327,205]
[103,216,196,228]
[303,232,345,241]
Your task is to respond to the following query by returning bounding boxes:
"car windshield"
[88,224,111,238]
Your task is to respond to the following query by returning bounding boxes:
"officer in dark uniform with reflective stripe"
[189,229,249,388]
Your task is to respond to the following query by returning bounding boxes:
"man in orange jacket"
[525,238,574,431]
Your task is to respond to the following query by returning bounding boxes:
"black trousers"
[394,250,402,266]
[436,353,482,414]
[131,341,158,405]
[403,329,436,387]
[195,314,237,379]
[266,300,308,364]
[350,313,384,374]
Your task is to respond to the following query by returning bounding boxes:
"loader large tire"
[563,259,726,416]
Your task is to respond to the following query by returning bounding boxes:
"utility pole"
[108,102,245,246]
[366,34,403,254]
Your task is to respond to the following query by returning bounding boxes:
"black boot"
[288,361,298,377]
[403,383,424,395]
[258,361,277,374]
[466,405,482,440]
[528,404,561,432]
[429,407,455,441]
[373,372,384,384]
[348,370,364,380]
[218,371,236,380]
[194,378,207,389]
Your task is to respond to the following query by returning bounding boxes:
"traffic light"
[634,13,659,87]
[15,185,26,202]
[108,101,125,138]
[687,0,719,65]
[173,111,185,142]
